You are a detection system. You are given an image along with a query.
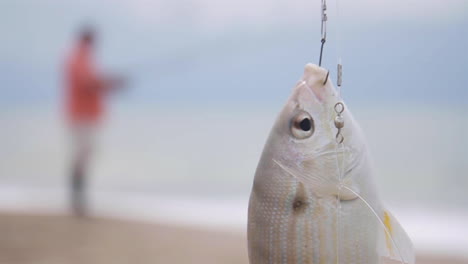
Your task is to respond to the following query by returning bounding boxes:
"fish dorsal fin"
[381,210,415,264]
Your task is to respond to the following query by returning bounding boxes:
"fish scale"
[247,64,414,264]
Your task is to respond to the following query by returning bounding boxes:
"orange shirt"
[65,44,103,124]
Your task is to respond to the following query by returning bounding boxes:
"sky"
[0,0,466,109]
[0,0,467,201]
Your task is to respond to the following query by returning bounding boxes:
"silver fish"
[247,64,414,264]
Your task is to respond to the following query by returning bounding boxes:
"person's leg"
[71,149,87,216]
[70,124,93,216]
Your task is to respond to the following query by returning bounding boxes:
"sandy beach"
[0,213,466,264]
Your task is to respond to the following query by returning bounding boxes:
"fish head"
[260,63,365,199]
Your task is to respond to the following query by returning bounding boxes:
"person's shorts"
[69,122,98,158]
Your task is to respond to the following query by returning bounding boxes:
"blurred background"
[0,0,467,263]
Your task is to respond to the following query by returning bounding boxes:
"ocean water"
[0,103,467,257]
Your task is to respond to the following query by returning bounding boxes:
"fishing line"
[328,0,345,261]
[318,0,327,67]
[333,102,345,264]
[336,0,343,93]
[341,186,406,264]
[324,1,406,262]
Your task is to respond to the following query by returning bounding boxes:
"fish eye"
[291,111,314,139]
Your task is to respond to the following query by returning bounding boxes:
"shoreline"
[1,186,468,259]
[1,212,467,264]
[0,212,248,264]
[1,186,468,257]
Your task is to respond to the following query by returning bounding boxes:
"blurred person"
[64,26,124,216]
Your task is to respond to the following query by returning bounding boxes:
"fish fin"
[337,177,359,201]
[381,210,415,264]
[273,159,328,196]
[272,159,359,200]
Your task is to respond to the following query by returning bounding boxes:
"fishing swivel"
[334,102,345,144]
[317,0,345,144]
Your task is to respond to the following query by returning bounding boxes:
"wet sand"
[0,213,466,264]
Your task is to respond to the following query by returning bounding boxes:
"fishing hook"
[319,38,326,67]
[323,70,330,85]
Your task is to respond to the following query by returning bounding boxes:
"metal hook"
[319,38,326,67]
[323,70,330,85]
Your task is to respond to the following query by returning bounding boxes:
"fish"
[247,64,414,264]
